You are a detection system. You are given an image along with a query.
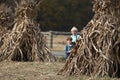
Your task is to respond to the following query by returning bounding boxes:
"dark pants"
[65,53,70,59]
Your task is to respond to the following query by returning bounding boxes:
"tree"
[0,0,93,31]
[0,0,56,62]
[58,0,120,77]
[37,0,93,31]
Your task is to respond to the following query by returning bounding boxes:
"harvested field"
[0,61,119,80]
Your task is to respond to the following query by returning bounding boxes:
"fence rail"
[42,31,71,35]
[42,31,71,48]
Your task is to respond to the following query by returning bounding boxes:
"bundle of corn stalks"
[58,0,120,77]
[0,3,14,36]
[0,0,56,62]
[0,4,14,27]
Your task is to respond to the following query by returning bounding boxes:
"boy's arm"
[68,45,74,53]
[64,45,67,53]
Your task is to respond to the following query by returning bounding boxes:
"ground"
[0,35,119,80]
[0,61,119,80]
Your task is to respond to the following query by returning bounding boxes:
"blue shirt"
[71,34,80,42]
[64,44,74,53]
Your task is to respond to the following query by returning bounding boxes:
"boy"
[70,26,80,44]
[64,37,74,59]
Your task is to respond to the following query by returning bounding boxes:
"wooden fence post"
[49,31,53,48]
[42,31,74,49]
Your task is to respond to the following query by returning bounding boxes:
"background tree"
[37,0,93,31]
[0,0,93,31]
[58,0,120,77]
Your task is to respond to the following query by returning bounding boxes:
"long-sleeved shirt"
[71,34,80,43]
[64,44,74,54]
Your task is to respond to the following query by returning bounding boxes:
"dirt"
[0,61,79,80]
[0,61,119,80]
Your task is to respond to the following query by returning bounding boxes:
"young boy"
[70,26,80,44]
[64,37,74,59]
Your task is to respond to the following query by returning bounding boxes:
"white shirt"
[71,34,80,42]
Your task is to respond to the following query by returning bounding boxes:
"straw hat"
[71,26,78,31]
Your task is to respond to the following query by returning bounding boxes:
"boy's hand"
[68,50,72,53]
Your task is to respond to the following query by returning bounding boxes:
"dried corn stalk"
[58,0,120,77]
[0,0,56,62]
[0,4,14,37]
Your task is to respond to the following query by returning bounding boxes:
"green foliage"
[37,0,93,31]
[0,0,93,31]
[16,78,25,80]
[58,56,66,62]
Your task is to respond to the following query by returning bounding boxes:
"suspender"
[76,35,77,42]
[67,45,69,51]
[67,45,72,51]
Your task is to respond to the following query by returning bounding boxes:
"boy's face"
[71,30,77,35]
[67,40,72,44]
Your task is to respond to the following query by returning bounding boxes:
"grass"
[0,35,118,80]
[46,35,69,51]
[0,36,119,80]
[0,61,119,80]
